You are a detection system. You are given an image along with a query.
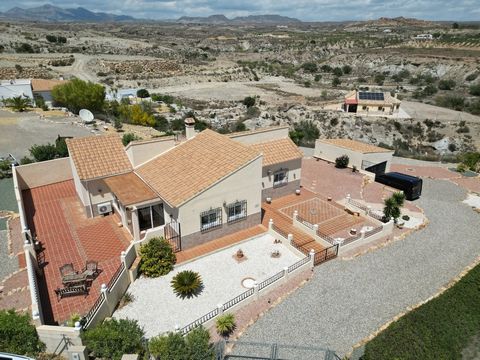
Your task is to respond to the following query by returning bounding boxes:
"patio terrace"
[22,180,131,324]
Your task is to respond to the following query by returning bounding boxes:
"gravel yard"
[236,179,480,358]
[114,233,302,338]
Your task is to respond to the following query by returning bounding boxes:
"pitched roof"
[31,79,66,92]
[136,129,261,207]
[66,135,132,180]
[250,138,303,166]
[320,139,393,154]
[103,172,157,206]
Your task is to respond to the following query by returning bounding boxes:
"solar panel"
[358,92,384,101]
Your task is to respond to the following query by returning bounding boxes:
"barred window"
[200,207,222,232]
[273,170,288,188]
[227,200,247,223]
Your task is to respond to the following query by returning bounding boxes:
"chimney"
[184,117,196,140]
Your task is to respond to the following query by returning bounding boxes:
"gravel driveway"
[236,179,480,358]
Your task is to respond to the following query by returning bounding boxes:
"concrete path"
[236,179,480,357]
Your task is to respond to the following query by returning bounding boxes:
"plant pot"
[266,197,272,204]
[295,189,301,195]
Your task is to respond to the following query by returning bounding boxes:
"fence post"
[287,233,293,245]
[253,281,259,300]
[268,218,273,231]
[360,229,366,240]
[101,283,112,315]
[217,303,224,316]
[293,210,298,221]
[310,249,315,268]
[366,205,371,216]
[313,224,319,233]
[283,266,289,282]
[346,194,351,204]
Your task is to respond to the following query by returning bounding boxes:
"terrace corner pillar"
[131,207,140,242]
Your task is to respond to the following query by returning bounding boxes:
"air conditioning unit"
[97,202,112,215]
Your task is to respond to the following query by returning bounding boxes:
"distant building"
[106,88,139,102]
[31,79,66,103]
[0,79,34,104]
[414,34,433,40]
[343,90,401,115]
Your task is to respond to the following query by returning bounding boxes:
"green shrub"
[402,215,410,221]
[171,270,203,298]
[363,263,480,359]
[82,318,145,360]
[332,77,341,87]
[374,74,385,85]
[342,65,352,75]
[438,79,456,90]
[29,143,58,162]
[383,192,404,222]
[216,313,236,337]
[289,120,319,147]
[469,84,480,96]
[136,89,150,98]
[436,94,465,111]
[122,133,142,146]
[15,43,34,53]
[301,62,318,73]
[0,309,45,356]
[66,313,81,327]
[149,326,214,360]
[335,155,349,169]
[139,237,176,277]
[332,67,343,77]
[242,96,256,108]
[4,96,31,112]
[303,81,311,88]
[465,73,478,82]
[51,78,105,114]
[314,74,321,82]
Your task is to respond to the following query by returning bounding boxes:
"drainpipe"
[86,180,94,218]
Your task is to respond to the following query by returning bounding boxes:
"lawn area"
[362,263,480,360]
[0,178,17,212]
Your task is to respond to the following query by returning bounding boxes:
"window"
[138,204,164,232]
[200,207,222,232]
[273,170,288,188]
[227,200,247,223]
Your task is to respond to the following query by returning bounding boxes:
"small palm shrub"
[335,155,349,168]
[215,313,236,337]
[139,237,176,277]
[171,270,203,298]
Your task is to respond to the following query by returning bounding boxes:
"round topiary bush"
[335,155,349,168]
[139,237,176,278]
[171,270,203,298]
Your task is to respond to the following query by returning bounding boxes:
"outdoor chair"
[59,263,76,277]
[82,260,99,280]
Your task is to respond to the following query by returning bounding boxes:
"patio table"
[62,273,88,286]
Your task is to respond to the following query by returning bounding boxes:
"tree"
[149,332,187,360]
[469,84,480,96]
[136,89,150,98]
[438,79,456,90]
[51,78,105,114]
[216,313,236,337]
[5,96,31,112]
[242,96,256,108]
[139,237,176,277]
[185,326,215,360]
[29,143,58,162]
[332,77,341,87]
[81,318,145,360]
[0,309,45,356]
[374,74,385,85]
[452,22,459,29]
[335,155,349,168]
[55,136,69,158]
[113,117,123,131]
[314,74,321,82]
[15,43,34,53]
[301,62,318,73]
[342,65,352,74]
[383,192,405,222]
[122,133,141,146]
[171,270,203,298]
[332,67,343,77]
[290,120,319,147]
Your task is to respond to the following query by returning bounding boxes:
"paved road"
[236,179,479,357]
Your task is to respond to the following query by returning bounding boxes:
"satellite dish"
[79,109,94,123]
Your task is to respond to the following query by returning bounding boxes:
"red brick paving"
[22,180,131,324]
[301,158,364,201]
[0,270,30,312]
[8,216,24,256]
[452,177,480,193]
[390,164,458,180]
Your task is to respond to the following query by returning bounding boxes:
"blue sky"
[0,0,478,21]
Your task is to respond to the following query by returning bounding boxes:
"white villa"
[65,123,303,250]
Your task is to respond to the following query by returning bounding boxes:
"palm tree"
[171,270,203,298]
[5,96,31,112]
[383,197,401,223]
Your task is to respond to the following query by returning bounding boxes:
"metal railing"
[258,270,285,291]
[180,308,219,335]
[82,292,105,329]
[223,288,255,312]
[296,214,314,230]
[107,263,125,291]
[365,225,383,238]
[316,229,336,245]
[287,255,310,273]
[271,223,288,239]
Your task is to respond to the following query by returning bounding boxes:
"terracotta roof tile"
[250,138,303,166]
[321,139,393,154]
[103,172,158,206]
[136,130,261,207]
[66,135,132,180]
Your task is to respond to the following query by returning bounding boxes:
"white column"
[293,210,298,221]
[310,249,315,268]
[217,303,224,316]
[268,218,273,230]
[253,281,259,300]
[283,266,289,282]
[360,229,366,240]
[287,233,293,244]
[131,208,140,241]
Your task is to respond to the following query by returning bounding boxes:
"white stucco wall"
[229,127,289,145]
[177,157,263,237]
[126,137,175,167]
[314,140,393,171]
[261,158,302,191]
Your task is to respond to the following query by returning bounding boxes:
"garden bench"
[55,284,89,300]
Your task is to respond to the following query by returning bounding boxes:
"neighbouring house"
[314,138,394,174]
[343,90,401,115]
[65,123,302,250]
[31,78,66,104]
[0,79,34,105]
[414,33,433,40]
[105,88,139,102]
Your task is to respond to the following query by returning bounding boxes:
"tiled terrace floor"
[23,180,131,324]
[175,225,267,264]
